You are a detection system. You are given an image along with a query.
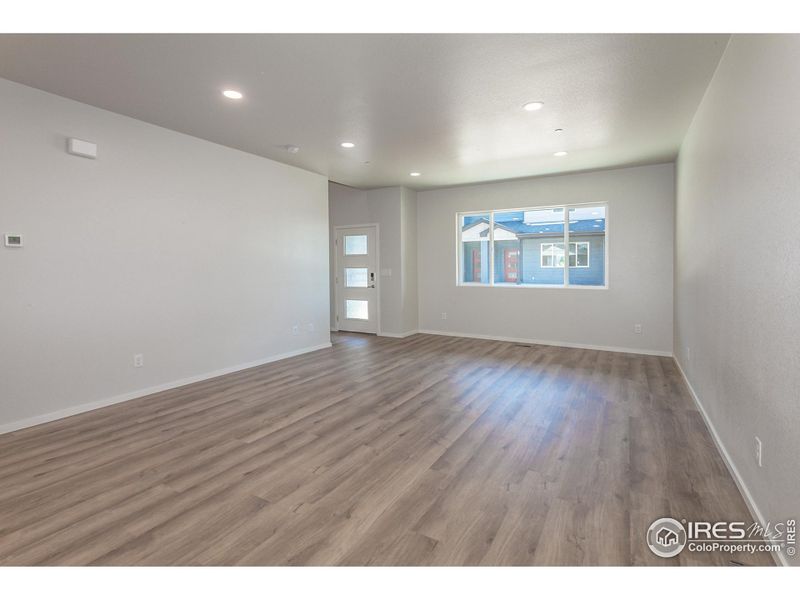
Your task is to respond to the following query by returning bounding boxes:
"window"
[345,299,369,320]
[457,204,606,288]
[345,268,369,288]
[459,213,490,283]
[491,210,526,284]
[568,205,605,286]
[344,234,367,255]
[541,242,590,268]
[571,242,590,268]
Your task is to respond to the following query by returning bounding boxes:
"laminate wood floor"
[0,333,773,565]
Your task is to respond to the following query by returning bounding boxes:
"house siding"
[522,236,565,285]
[464,234,605,286]
[566,235,605,286]
[500,235,605,285]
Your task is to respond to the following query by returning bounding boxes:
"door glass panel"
[344,235,368,255]
[345,299,369,320]
[345,268,369,288]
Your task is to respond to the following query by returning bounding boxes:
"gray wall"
[675,35,800,565]
[417,163,675,354]
[0,78,331,432]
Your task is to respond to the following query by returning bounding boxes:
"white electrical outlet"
[755,436,763,467]
[441,312,448,320]
[4,233,23,248]
[634,324,642,334]
[133,353,144,368]
[291,324,300,335]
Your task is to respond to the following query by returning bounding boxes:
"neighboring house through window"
[471,248,481,282]
[541,242,590,268]
[458,204,606,287]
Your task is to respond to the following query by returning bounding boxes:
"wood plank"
[0,333,772,565]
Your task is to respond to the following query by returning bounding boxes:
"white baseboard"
[0,342,333,436]
[674,358,789,567]
[378,330,419,339]
[416,329,672,357]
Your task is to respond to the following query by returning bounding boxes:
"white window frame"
[571,241,590,268]
[456,202,608,289]
[540,242,565,269]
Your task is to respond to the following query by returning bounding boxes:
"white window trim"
[456,202,608,290]
[572,241,590,268]
[541,242,562,269]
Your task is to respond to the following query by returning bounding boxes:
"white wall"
[416,163,675,354]
[675,35,800,565]
[0,78,331,432]
[364,187,404,335]
[400,187,419,333]
[328,182,368,329]
[328,182,417,336]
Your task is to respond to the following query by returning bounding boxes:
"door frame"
[332,223,381,335]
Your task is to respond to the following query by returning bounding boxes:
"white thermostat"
[4,233,23,247]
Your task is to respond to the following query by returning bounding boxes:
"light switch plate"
[67,137,98,159]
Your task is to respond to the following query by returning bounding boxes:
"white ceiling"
[0,34,728,190]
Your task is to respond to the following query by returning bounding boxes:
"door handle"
[369,272,376,288]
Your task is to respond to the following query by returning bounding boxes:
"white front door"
[335,226,378,334]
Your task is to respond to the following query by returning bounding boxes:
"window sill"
[457,283,608,290]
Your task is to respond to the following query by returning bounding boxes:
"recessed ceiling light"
[222,90,243,100]
[409,172,421,177]
[594,224,601,228]
[555,128,564,133]
[554,151,568,157]
[595,219,603,222]
[340,142,355,148]
[523,101,544,111]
